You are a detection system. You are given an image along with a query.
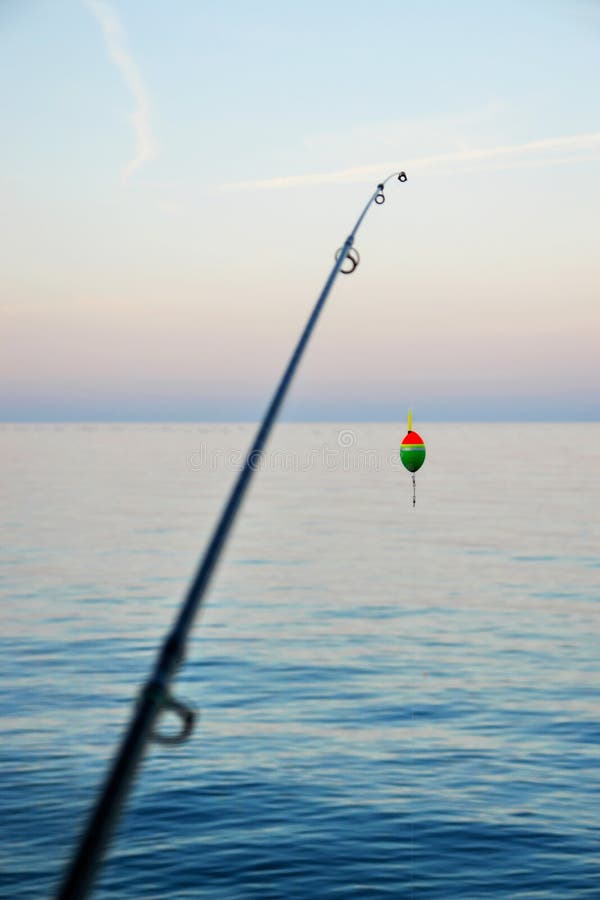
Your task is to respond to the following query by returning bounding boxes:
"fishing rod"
[57,169,408,899]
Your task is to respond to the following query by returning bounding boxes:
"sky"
[1,0,599,421]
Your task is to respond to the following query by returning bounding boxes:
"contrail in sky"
[221,131,600,191]
[85,0,157,180]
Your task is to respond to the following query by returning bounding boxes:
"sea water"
[0,423,599,898]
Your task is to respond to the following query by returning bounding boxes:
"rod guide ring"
[335,245,360,274]
[151,694,195,745]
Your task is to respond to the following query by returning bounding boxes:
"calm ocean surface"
[1,423,599,898]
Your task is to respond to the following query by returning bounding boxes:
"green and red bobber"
[400,410,426,505]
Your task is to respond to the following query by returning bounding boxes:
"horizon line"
[1,418,598,425]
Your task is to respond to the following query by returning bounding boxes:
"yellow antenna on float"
[407,409,413,432]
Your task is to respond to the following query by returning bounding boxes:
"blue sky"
[1,0,599,420]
